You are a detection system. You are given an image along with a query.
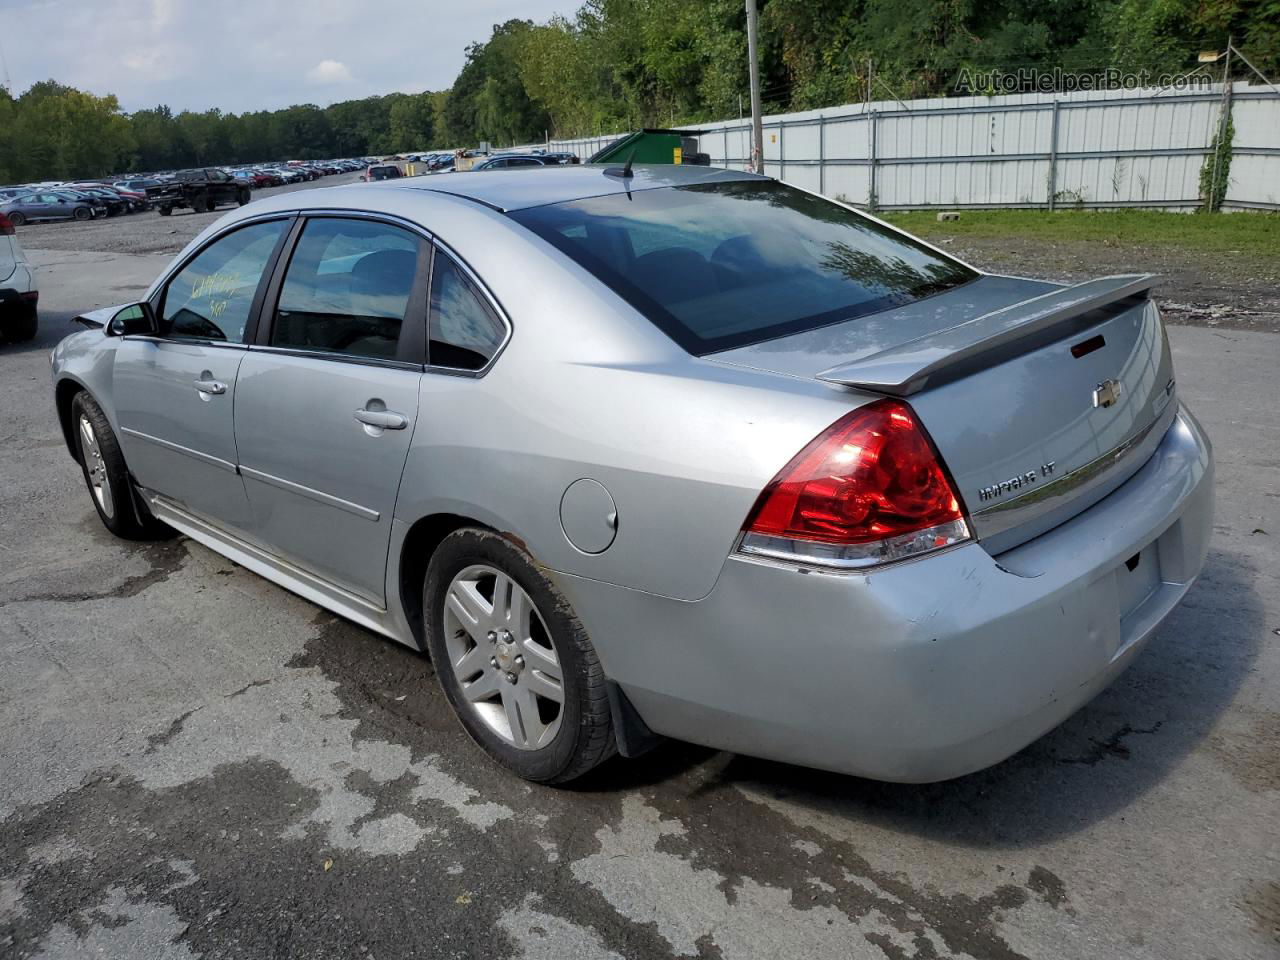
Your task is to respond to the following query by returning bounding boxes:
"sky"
[0,0,575,113]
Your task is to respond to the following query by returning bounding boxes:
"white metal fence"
[520,83,1280,212]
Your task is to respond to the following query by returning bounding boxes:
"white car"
[0,210,37,342]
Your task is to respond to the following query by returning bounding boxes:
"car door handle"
[354,408,408,430]
[194,378,227,396]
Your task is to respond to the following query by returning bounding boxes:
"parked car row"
[459,150,580,173]
[0,158,374,227]
[232,158,370,186]
[0,149,589,228]
[0,182,152,226]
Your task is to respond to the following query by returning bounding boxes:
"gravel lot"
[1,186,1278,960]
[899,218,1280,335]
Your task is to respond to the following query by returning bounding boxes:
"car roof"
[362,163,763,213]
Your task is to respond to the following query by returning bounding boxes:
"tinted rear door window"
[508,180,977,354]
[271,217,422,361]
[428,251,505,371]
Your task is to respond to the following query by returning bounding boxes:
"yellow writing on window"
[192,271,244,300]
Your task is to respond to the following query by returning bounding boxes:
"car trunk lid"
[711,274,1176,554]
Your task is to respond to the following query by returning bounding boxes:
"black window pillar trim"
[251,216,306,347]
[244,216,302,346]
[396,232,432,367]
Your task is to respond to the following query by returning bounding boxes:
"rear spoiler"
[817,274,1158,396]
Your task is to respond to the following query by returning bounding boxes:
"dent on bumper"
[555,407,1214,782]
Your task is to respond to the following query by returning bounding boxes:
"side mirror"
[105,303,157,337]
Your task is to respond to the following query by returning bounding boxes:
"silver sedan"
[50,166,1213,783]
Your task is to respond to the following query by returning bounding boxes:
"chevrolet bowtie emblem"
[1093,378,1122,409]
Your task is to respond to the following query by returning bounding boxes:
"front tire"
[71,392,172,540]
[425,528,615,783]
[158,205,172,216]
[7,211,25,227]
[73,206,92,221]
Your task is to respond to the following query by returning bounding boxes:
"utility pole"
[745,0,764,174]
[1208,38,1233,212]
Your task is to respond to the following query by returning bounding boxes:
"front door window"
[158,219,287,343]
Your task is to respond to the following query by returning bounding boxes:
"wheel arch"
[396,512,497,652]
[55,377,87,462]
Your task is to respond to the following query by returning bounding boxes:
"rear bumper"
[556,405,1214,782]
[0,273,37,325]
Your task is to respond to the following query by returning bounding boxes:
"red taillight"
[740,399,969,567]
[0,213,14,236]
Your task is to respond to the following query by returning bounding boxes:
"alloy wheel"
[443,563,564,750]
[79,414,114,519]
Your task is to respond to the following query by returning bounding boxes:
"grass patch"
[884,209,1280,258]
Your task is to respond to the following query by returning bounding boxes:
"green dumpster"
[588,129,710,166]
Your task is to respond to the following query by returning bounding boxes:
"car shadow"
[1,307,80,354]
[579,548,1263,848]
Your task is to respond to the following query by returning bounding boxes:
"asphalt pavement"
[1,191,1277,959]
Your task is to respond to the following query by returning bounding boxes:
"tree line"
[2,0,1276,183]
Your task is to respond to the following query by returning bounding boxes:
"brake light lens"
[739,399,970,568]
[0,213,14,236]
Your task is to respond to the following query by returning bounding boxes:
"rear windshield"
[371,166,401,180]
[508,180,977,354]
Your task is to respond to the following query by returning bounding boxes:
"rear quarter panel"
[392,199,865,601]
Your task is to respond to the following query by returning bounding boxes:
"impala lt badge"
[977,461,1057,503]
[1093,378,1122,409]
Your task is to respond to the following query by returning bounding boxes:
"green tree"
[444,20,550,146]
[130,105,184,170]
[1104,0,1280,77]
[388,93,435,151]
[9,81,134,180]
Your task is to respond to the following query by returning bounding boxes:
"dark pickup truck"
[147,169,251,216]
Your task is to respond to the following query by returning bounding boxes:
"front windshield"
[508,179,977,354]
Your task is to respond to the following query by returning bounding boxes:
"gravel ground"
[912,226,1280,334]
[1,195,1277,960]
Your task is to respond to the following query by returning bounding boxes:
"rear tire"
[237,188,250,206]
[73,206,92,221]
[191,192,208,213]
[7,211,25,227]
[70,392,173,540]
[424,528,615,783]
[10,305,37,341]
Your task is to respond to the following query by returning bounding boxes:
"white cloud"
[150,0,175,27]
[305,59,353,86]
